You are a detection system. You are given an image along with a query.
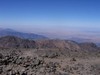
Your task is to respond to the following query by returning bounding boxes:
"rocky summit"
[0,36,100,75]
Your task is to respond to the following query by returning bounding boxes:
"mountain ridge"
[0,36,99,52]
[0,28,48,40]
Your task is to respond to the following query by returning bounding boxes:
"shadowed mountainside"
[0,36,36,48]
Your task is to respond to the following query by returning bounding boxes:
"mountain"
[35,39,81,50]
[0,36,99,52]
[79,42,98,51]
[0,36,80,50]
[68,37,100,46]
[0,36,36,48]
[69,37,92,43]
[0,28,48,40]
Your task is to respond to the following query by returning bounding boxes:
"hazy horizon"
[0,0,100,39]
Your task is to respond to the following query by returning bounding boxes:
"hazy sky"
[0,0,100,38]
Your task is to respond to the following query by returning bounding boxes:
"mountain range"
[0,28,48,40]
[0,36,99,52]
[0,28,100,46]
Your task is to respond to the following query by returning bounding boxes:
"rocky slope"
[0,36,100,75]
[0,48,99,75]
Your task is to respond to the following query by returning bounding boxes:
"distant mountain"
[0,28,48,40]
[79,42,98,51]
[68,37,100,47]
[69,37,92,43]
[95,43,100,47]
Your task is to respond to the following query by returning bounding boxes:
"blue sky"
[0,0,100,39]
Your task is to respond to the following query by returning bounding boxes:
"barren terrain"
[0,48,100,75]
[0,36,100,75]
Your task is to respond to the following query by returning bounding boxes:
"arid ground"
[0,36,100,75]
[0,48,100,75]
